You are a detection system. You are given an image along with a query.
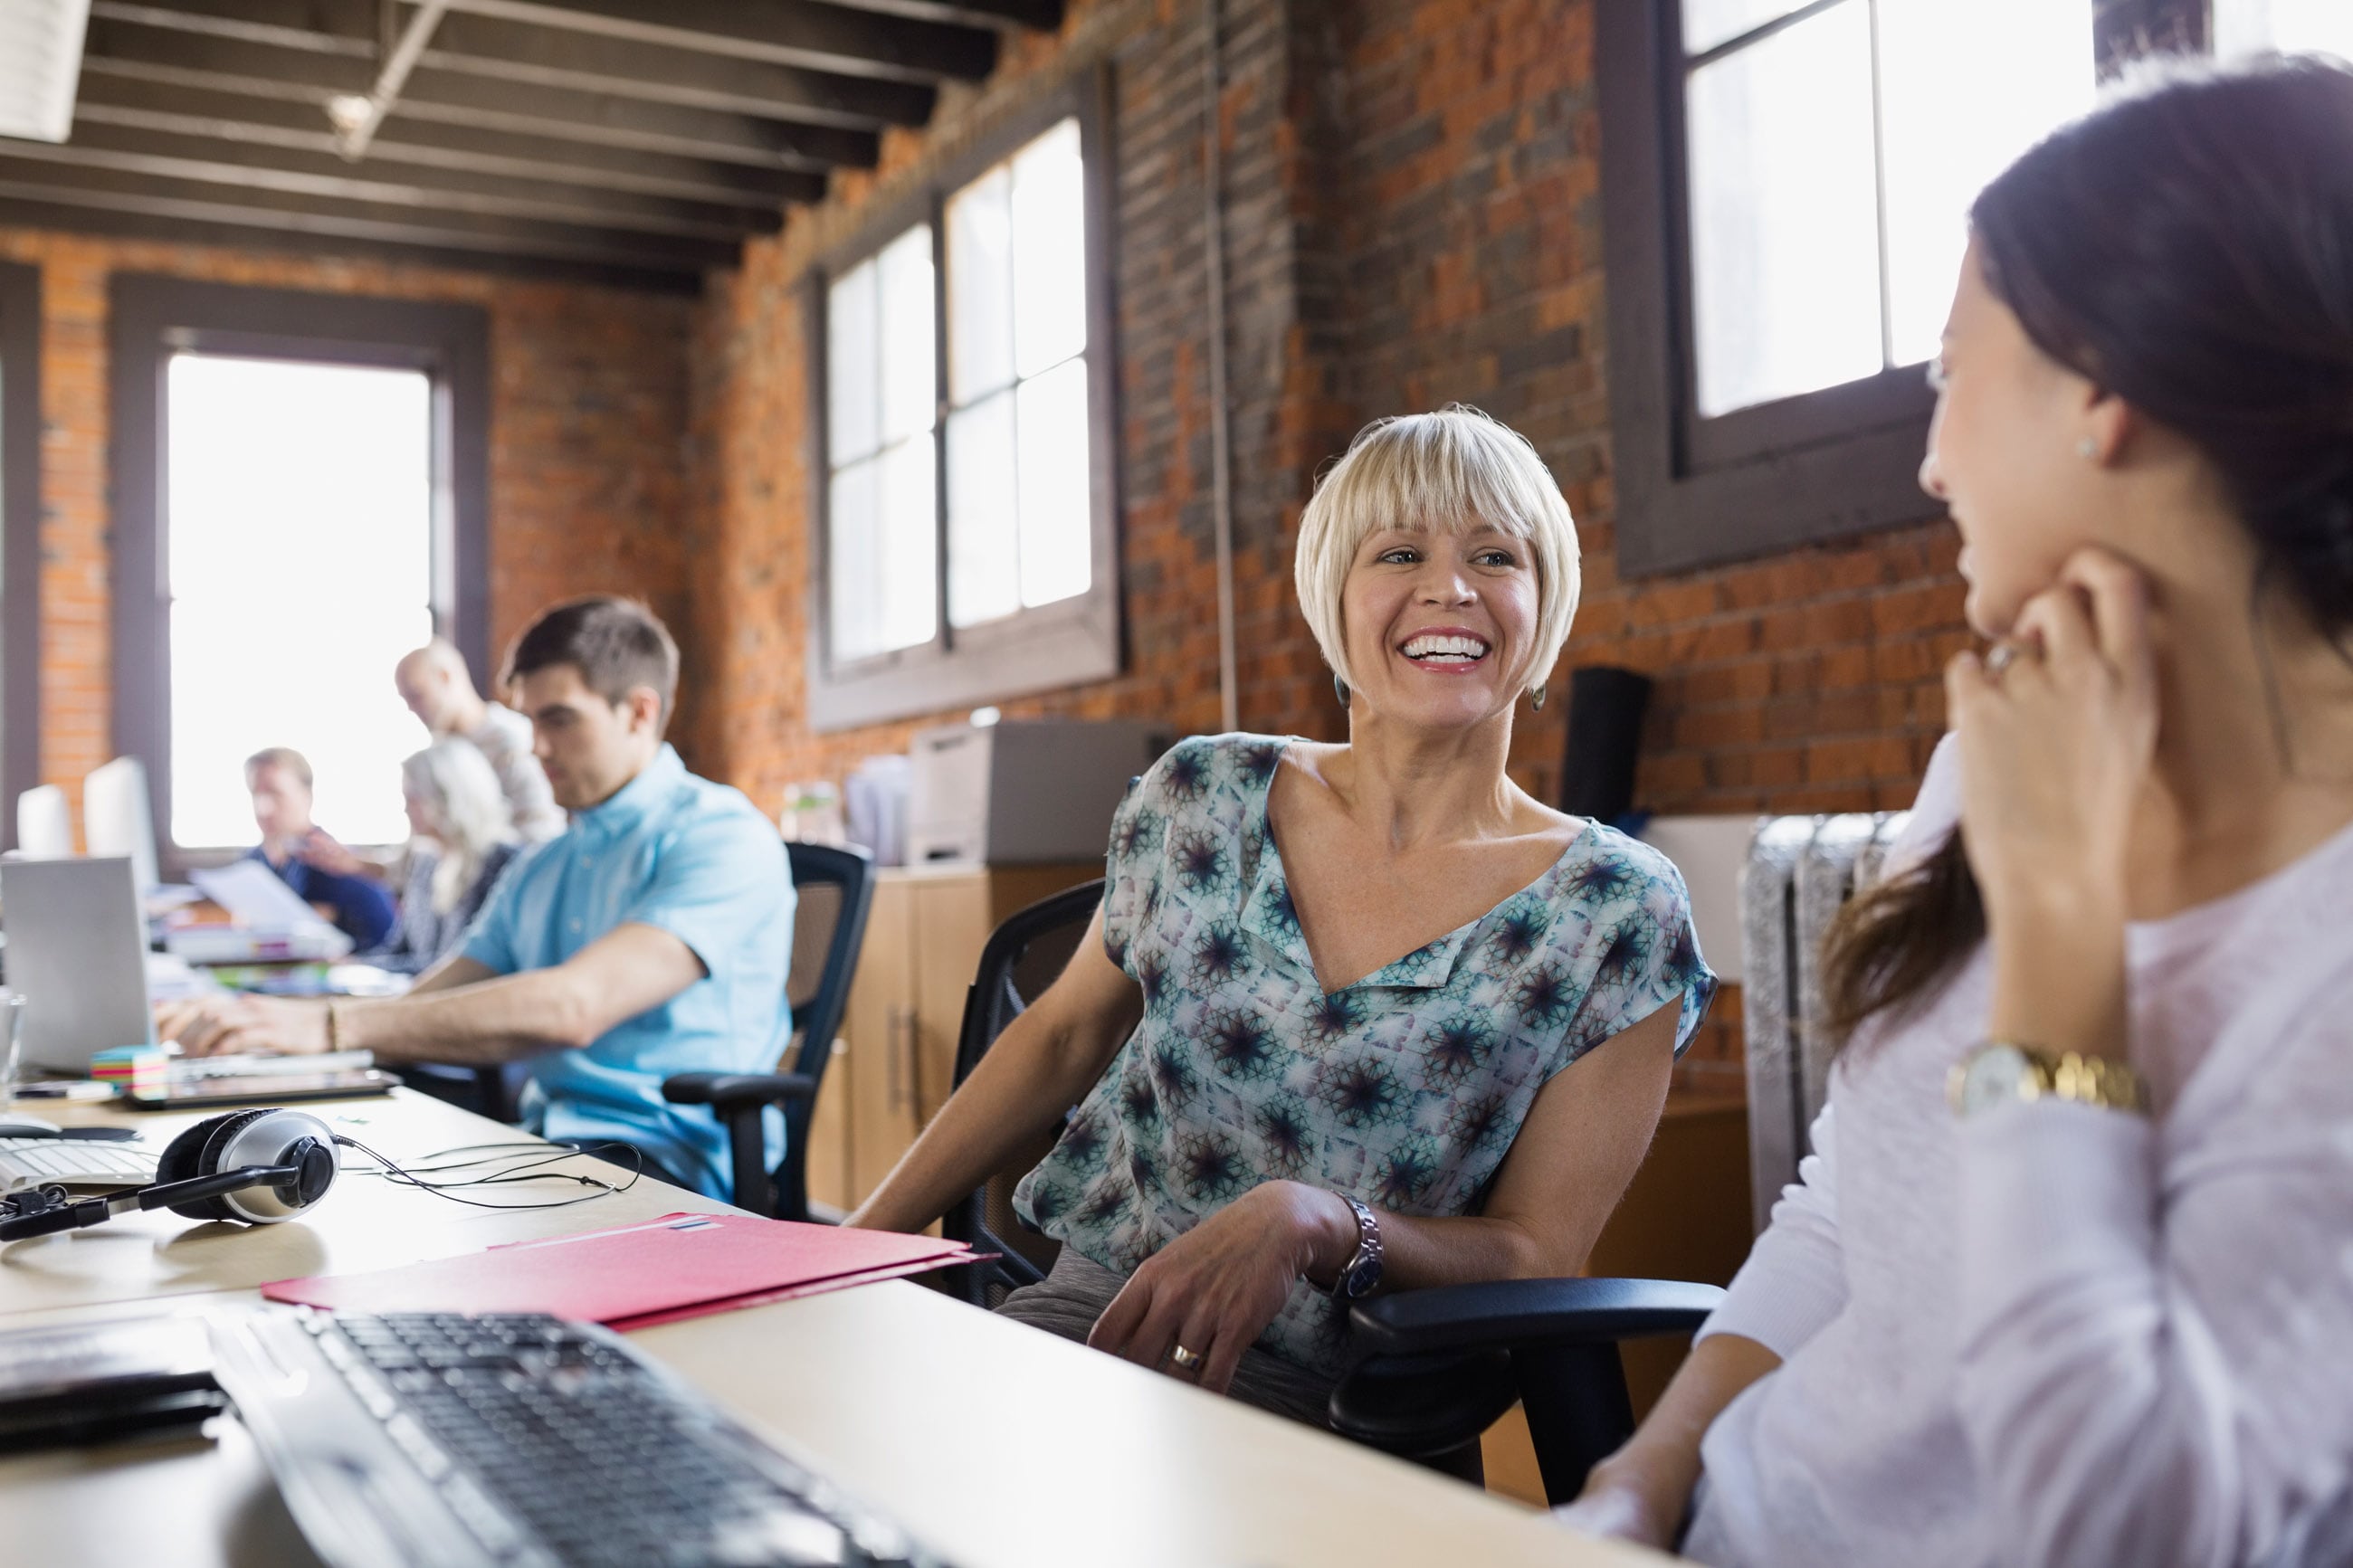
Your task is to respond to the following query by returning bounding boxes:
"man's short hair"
[502,596,681,724]
[244,746,313,791]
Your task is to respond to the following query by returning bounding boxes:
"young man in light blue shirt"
[160,597,794,1201]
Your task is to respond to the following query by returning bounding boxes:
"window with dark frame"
[108,275,490,869]
[808,76,1119,733]
[1599,0,2166,576]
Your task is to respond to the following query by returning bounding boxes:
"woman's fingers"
[2060,546,2158,688]
[1086,1274,1150,1358]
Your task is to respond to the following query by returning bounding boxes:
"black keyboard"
[208,1308,948,1568]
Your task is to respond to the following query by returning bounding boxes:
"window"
[2214,0,2353,59]
[808,78,1117,731]
[109,276,490,870]
[164,354,435,849]
[1600,1,2128,574]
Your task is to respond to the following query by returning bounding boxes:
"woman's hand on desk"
[1086,1181,1355,1396]
[155,995,330,1057]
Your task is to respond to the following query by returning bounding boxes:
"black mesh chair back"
[662,841,875,1217]
[942,878,1105,1308]
[766,841,875,1216]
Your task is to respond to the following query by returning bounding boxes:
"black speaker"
[1558,666,1653,824]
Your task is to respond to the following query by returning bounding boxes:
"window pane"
[1011,118,1088,380]
[877,434,939,651]
[1686,1,1881,416]
[164,354,433,848]
[827,260,878,466]
[947,165,1015,405]
[2215,0,2353,59]
[1880,0,2093,366]
[1015,358,1091,610]
[828,459,881,663]
[948,391,1019,628]
[1681,0,1830,58]
[878,225,937,447]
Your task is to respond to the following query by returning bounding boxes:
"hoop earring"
[1529,683,1547,712]
[1333,674,1350,708]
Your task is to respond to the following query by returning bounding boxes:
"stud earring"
[1529,683,1548,712]
[1333,674,1350,708]
[2077,436,2098,460]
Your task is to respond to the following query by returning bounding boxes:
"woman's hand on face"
[1087,1181,1353,1396]
[1945,546,2160,922]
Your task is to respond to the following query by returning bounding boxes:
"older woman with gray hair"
[850,406,1714,1427]
[375,736,522,974]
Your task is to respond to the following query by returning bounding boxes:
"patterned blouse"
[1012,734,1717,1377]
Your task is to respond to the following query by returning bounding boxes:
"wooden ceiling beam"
[420,12,937,129]
[82,28,882,170]
[0,156,741,272]
[432,0,997,86]
[810,0,1063,29]
[43,117,784,241]
[0,196,700,293]
[90,1,938,129]
[73,73,828,204]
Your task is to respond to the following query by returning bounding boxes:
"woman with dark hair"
[1558,55,2353,1565]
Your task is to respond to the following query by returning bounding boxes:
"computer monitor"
[84,757,162,894]
[0,856,156,1072]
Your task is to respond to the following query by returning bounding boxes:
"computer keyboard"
[0,1136,158,1194]
[209,1309,950,1568]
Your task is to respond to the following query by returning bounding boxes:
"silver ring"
[1985,641,2021,678]
[1169,1344,1204,1373]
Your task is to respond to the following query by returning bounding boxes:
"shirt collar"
[574,745,684,840]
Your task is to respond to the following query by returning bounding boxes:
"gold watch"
[1948,1041,2148,1118]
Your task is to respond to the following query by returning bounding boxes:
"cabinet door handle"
[885,1005,911,1112]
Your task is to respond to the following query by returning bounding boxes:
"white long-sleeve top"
[1682,736,2353,1568]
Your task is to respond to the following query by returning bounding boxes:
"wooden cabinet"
[803,862,1100,1217]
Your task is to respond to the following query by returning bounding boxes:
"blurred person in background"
[395,637,565,841]
[244,746,396,949]
[372,737,520,974]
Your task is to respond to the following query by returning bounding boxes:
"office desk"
[0,1091,1665,1568]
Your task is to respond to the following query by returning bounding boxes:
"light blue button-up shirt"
[461,745,792,1199]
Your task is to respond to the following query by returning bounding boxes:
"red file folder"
[262,1213,974,1331]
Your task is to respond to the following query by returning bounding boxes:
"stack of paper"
[262,1213,976,1331]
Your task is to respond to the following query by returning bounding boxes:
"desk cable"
[334,1136,645,1212]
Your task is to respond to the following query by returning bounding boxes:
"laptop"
[0,857,157,1073]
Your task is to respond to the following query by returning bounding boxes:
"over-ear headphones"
[0,1108,341,1242]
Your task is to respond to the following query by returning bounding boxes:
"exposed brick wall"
[0,227,696,832]
[684,0,1976,831]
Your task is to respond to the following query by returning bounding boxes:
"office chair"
[940,878,1106,1308]
[662,841,877,1218]
[1329,1276,1724,1502]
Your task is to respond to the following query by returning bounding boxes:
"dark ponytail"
[1822,53,2353,1041]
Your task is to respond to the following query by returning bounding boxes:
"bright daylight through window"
[1682,0,2094,417]
[2213,0,2353,60]
[945,118,1091,631]
[167,353,433,849]
[824,116,1090,668]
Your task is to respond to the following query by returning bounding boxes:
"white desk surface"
[0,1090,1664,1568]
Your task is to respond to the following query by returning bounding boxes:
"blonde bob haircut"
[1293,406,1582,696]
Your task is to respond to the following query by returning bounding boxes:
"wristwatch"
[1948,1041,2148,1118]
[1327,1193,1384,1302]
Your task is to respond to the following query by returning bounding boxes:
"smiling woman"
[844,407,1716,1447]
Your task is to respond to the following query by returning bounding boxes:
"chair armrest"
[661,1071,820,1109]
[1350,1278,1725,1357]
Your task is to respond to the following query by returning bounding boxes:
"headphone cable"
[336,1136,646,1212]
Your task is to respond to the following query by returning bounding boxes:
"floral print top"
[1012,734,1717,1377]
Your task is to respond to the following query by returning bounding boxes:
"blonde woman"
[851,407,1714,1428]
[376,737,521,974]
